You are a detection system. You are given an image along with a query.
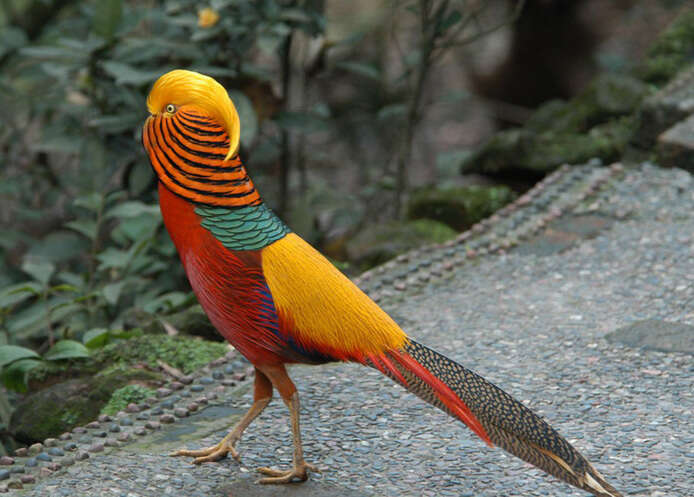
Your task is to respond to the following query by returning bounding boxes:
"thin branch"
[435,0,526,55]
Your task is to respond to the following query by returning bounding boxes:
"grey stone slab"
[636,64,694,147]
[515,214,612,256]
[657,113,694,170]
[219,475,373,497]
[606,319,694,355]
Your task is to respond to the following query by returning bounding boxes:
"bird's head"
[146,69,240,160]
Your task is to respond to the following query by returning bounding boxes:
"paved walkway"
[10,162,694,496]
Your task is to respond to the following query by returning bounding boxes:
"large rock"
[462,74,647,176]
[93,335,229,375]
[407,185,515,231]
[462,116,637,176]
[525,74,650,133]
[606,319,694,355]
[12,335,229,442]
[636,9,694,86]
[635,64,694,148]
[10,367,160,443]
[657,113,694,171]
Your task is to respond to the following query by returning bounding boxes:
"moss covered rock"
[463,84,643,177]
[638,9,694,86]
[345,219,456,269]
[94,335,228,374]
[525,74,649,134]
[407,185,515,231]
[100,384,157,416]
[13,334,228,442]
[463,116,637,175]
[27,334,228,387]
[10,366,159,443]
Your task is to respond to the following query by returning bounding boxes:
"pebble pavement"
[8,162,694,497]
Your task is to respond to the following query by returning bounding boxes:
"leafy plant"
[0,340,88,392]
[0,191,184,350]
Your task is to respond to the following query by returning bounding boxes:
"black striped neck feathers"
[143,106,261,208]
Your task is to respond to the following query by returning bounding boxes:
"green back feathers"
[196,204,290,251]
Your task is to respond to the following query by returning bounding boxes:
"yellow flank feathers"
[262,233,409,359]
[147,69,240,160]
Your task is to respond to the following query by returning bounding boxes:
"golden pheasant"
[141,69,622,496]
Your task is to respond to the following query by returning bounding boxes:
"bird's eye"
[165,104,176,113]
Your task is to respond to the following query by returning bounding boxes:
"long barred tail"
[366,340,622,497]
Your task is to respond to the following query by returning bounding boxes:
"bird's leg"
[256,364,319,484]
[170,368,273,464]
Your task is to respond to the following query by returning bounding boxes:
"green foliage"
[100,384,156,416]
[0,339,90,392]
[0,192,183,349]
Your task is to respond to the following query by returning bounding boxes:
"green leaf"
[113,215,159,242]
[49,284,78,294]
[65,219,98,240]
[102,281,125,306]
[93,0,123,40]
[82,328,109,349]
[5,301,51,339]
[377,103,407,121]
[128,161,154,197]
[189,66,237,78]
[142,292,188,314]
[0,345,40,368]
[74,193,104,213]
[1,359,42,392]
[21,257,55,285]
[44,340,90,361]
[106,201,160,219]
[96,247,131,270]
[33,134,81,154]
[26,231,86,263]
[82,328,137,349]
[57,271,85,288]
[100,61,161,85]
[228,90,258,146]
[19,45,78,61]
[0,27,28,58]
[280,8,312,23]
[438,9,462,33]
[335,61,380,80]
[0,282,42,308]
[257,33,283,55]
[89,114,140,134]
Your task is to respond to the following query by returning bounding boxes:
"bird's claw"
[170,435,242,464]
[256,461,320,484]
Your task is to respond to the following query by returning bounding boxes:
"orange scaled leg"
[255,363,320,484]
[170,368,272,463]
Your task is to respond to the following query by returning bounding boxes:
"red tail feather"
[391,351,493,446]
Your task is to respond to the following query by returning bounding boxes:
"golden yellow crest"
[147,69,240,160]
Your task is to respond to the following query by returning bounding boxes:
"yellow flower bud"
[198,7,220,28]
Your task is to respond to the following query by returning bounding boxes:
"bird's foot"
[256,461,320,484]
[170,431,241,464]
